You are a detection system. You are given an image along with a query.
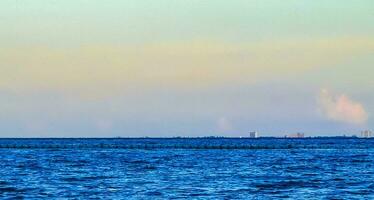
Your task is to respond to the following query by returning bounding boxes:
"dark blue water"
[0,138,373,199]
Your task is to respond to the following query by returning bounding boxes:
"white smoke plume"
[318,89,368,125]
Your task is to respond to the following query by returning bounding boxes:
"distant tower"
[249,131,258,138]
[361,130,373,138]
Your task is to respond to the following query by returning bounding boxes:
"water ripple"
[0,138,373,199]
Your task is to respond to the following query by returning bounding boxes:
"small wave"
[145,191,163,196]
[256,180,318,190]
[0,187,18,193]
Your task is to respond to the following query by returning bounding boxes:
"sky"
[0,0,373,137]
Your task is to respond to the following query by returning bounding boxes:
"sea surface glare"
[0,138,373,199]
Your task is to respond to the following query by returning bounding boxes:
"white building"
[361,130,373,138]
[249,131,258,138]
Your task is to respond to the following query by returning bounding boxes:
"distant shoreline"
[0,136,370,139]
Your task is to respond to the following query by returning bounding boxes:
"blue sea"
[0,138,373,199]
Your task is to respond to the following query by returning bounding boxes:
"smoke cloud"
[318,89,368,125]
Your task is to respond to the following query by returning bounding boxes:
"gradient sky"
[1,1,373,137]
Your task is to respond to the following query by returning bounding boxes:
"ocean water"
[0,138,373,199]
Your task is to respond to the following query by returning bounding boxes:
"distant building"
[249,131,258,138]
[361,130,373,138]
[286,133,305,138]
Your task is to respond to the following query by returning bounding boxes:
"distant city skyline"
[0,1,373,137]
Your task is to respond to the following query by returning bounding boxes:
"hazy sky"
[1,1,373,137]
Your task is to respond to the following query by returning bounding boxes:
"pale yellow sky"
[1,37,373,94]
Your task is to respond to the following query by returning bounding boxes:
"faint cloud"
[216,117,233,133]
[318,89,368,125]
[96,120,114,133]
